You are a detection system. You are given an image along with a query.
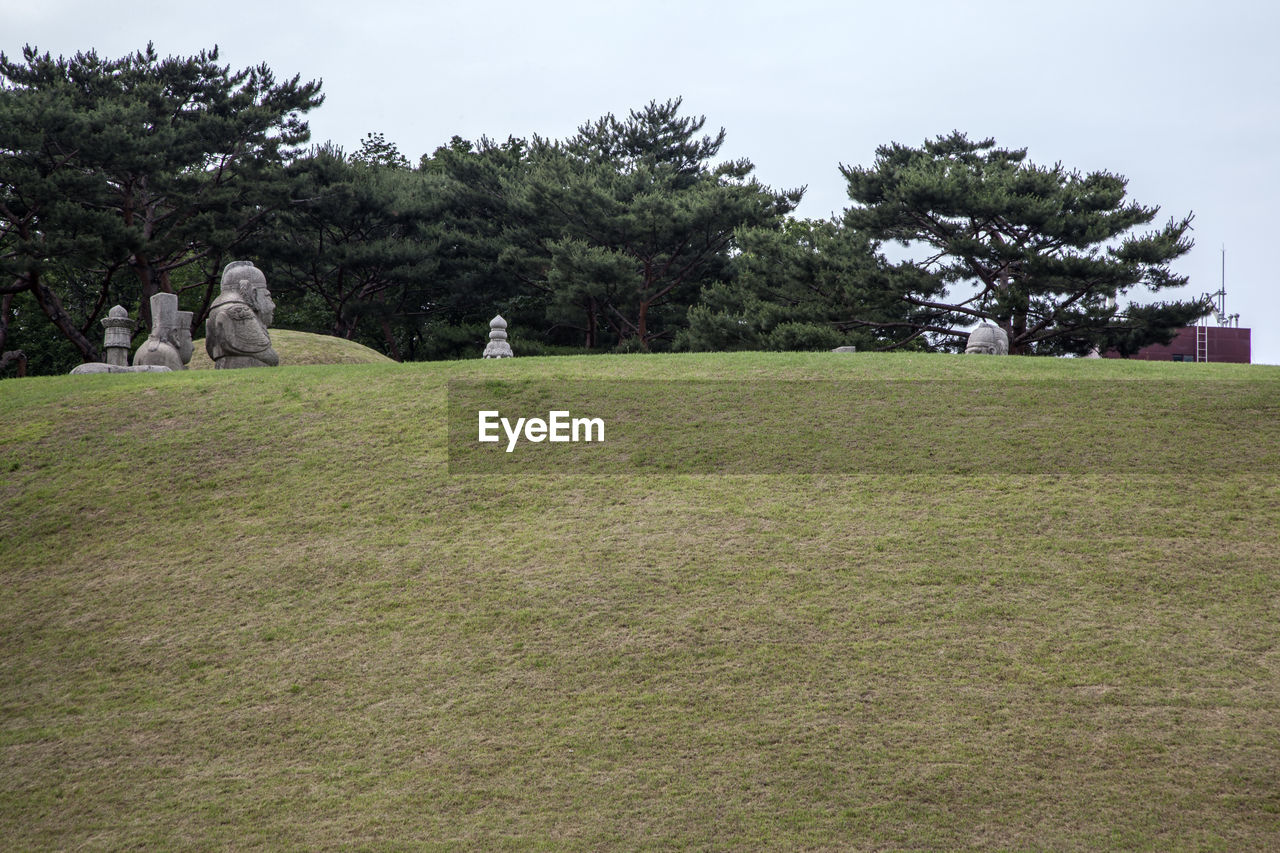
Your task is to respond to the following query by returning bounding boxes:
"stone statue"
[965,322,1009,355]
[205,261,279,369]
[482,314,514,358]
[133,292,187,371]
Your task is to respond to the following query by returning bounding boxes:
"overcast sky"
[5,0,1278,363]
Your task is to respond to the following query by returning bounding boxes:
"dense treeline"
[2,45,1206,375]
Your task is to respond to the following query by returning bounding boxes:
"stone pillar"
[101,305,134,367]
[482,314,514,358]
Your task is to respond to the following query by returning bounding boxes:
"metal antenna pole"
[1221,245,1226,317]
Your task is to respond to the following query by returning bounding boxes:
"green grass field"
[2,351,1278,849]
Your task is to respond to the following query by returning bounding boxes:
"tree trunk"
[0,292,12,354]
[1,351,28,377]
[636,300,650,351]
[585,296,598,349]
[193,252,225,328]
[1011,309,1029,355]
[334,312,358,340]
[133,252,159,332]
[31,274,101,361]
[379,316,403,362]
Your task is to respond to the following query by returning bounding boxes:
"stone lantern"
[482,314,514,358]
[101,305,134,367]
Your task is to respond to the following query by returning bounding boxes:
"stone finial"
[482,314,514,359]
[964,323,1009,355]
[101,305,134,367]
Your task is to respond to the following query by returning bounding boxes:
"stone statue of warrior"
[205,261,279,369]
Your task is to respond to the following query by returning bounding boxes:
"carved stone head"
[220,260,274,327]
[250,280,275,327]
[965,323,1009,355]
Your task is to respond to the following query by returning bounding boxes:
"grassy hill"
[2,352,1278,849]
[187,328,396,368]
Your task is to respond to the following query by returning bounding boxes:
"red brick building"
[1105,325,1251,363]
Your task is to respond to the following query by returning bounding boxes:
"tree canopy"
[527,99,802,349]
[416,100,801,353]
[247,144,445,361]
[838,132,1204,354]
[0,43,322,362]
[1,45,1216,374]
[683,218,899,352]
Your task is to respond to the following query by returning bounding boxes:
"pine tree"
[351,132,410,169]
[250,144,444,360]
[684,218,905,352]
[421,135,560,351]
[528,99,802,350]
[839,132,1205,353]
[0,44,322,368]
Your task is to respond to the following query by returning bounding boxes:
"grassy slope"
[1,353,1277,849]
[187,329,396,369]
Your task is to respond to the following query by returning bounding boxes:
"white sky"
[4,0,1278,363]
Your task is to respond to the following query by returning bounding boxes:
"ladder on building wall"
[1196,324,1209,362]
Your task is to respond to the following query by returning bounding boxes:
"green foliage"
[0,43,322,371]
[683,219,913,352]
[526,99,803,350]
[417,103,801,353]
[0,292,83,377]
[838,131,1206,353]
[421,135,558,336]
[1,49,1217,369]
[248,144,445,360]
[350,131,410,169]
[410,319,489,360]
